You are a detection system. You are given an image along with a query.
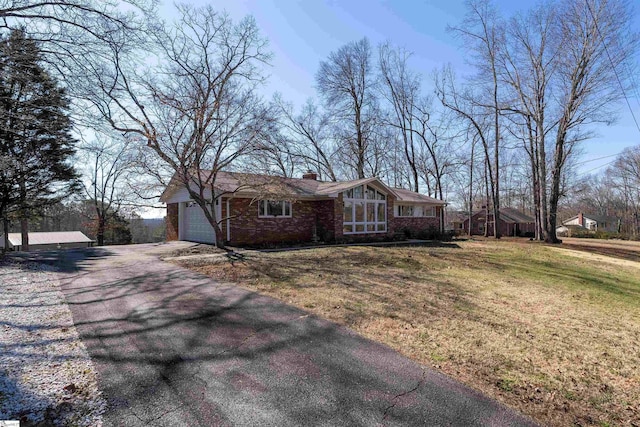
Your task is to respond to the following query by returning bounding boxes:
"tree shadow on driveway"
[50,250,537,427]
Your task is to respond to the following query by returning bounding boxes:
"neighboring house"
[0,231,94,251]
[446,210,468,234]
[557,212,620,235]
[459,207,536,237]
[160,171,446,246]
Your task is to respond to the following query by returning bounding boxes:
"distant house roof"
[447,211,470,224]
[563,213,620,225]
[584,214,619,223]
[3,231,94,247]
[160,171,446,205]
[499,207,535,224]
[459,207,535,224]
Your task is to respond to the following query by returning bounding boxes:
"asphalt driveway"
[43,243,536,426]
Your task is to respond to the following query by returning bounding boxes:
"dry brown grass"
[175,240,640,426]
[165,243,226,258]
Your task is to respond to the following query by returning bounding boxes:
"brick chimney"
[302,170,317,180]
[578,212,584,226]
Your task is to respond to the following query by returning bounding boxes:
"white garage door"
[183,202,216,244]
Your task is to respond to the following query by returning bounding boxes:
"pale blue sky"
[158,0,640,176]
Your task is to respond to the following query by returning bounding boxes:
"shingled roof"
[499,207,535,224]
[456,207,535,224]
[563,213,619,224]
[161,171,446,204]
[392,187,446,204]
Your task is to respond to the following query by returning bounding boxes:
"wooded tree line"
[0,0,637,249]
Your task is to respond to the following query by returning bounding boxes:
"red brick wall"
[390,205,443,238]
[463,211,534,236]
[315,199,337,242]
[166,203,179,241]
[391,216,441,238]
[175,196,446,245]
[227,198,337,246]
[464,211,489,235]
[333,193,343,241]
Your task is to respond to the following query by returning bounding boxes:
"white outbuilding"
[0,231,94,251]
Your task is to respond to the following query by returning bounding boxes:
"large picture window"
[343,185,386,234]
[258,200,292,218]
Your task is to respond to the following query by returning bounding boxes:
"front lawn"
[175,240,640,426]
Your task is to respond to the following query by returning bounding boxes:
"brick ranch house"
[160,171,446,246]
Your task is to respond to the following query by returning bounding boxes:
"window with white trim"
[396,205,436,217]
[397,205,415,217]
[342,185,386,234]
[258,200,292,218]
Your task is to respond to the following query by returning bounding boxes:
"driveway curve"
[40,243,536,427]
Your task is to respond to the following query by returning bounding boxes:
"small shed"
[0,231,94,251]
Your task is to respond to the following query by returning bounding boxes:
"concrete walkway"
[42,242,537,426]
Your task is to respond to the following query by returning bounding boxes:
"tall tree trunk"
[526,121,543,241]
[19,179,28,251]
[484,160,490,237]
[538,130,549,242]
[2,216,9,254]
[492,80,501,239]
[532,172,541,240]
[355,104,365,179]
[20,217,29,251]
[468,140,475,237]
[97,215,106,246]
[547,124,567,244]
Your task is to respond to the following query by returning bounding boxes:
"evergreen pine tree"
[0,29,79,251]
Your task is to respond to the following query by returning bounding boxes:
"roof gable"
[315,177,399,198]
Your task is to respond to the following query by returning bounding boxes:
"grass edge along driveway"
[175,239,640,427]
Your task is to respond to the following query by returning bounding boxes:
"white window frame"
[396,205,436,218]
[258,200,292,218]
[397,205,414,217]
[342,184,387,234]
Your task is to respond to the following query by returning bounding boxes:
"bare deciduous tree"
[445,0,505,237]
[378,42,420,191]
[0,0,155,83]
[500,2,557,240]
[500,0,638,242]
[317,37,379,179]
[79,5,275,248]
[546,0,637,242]
[81,136,134,246]
[273,97,339,181]
[436,65,500,236]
